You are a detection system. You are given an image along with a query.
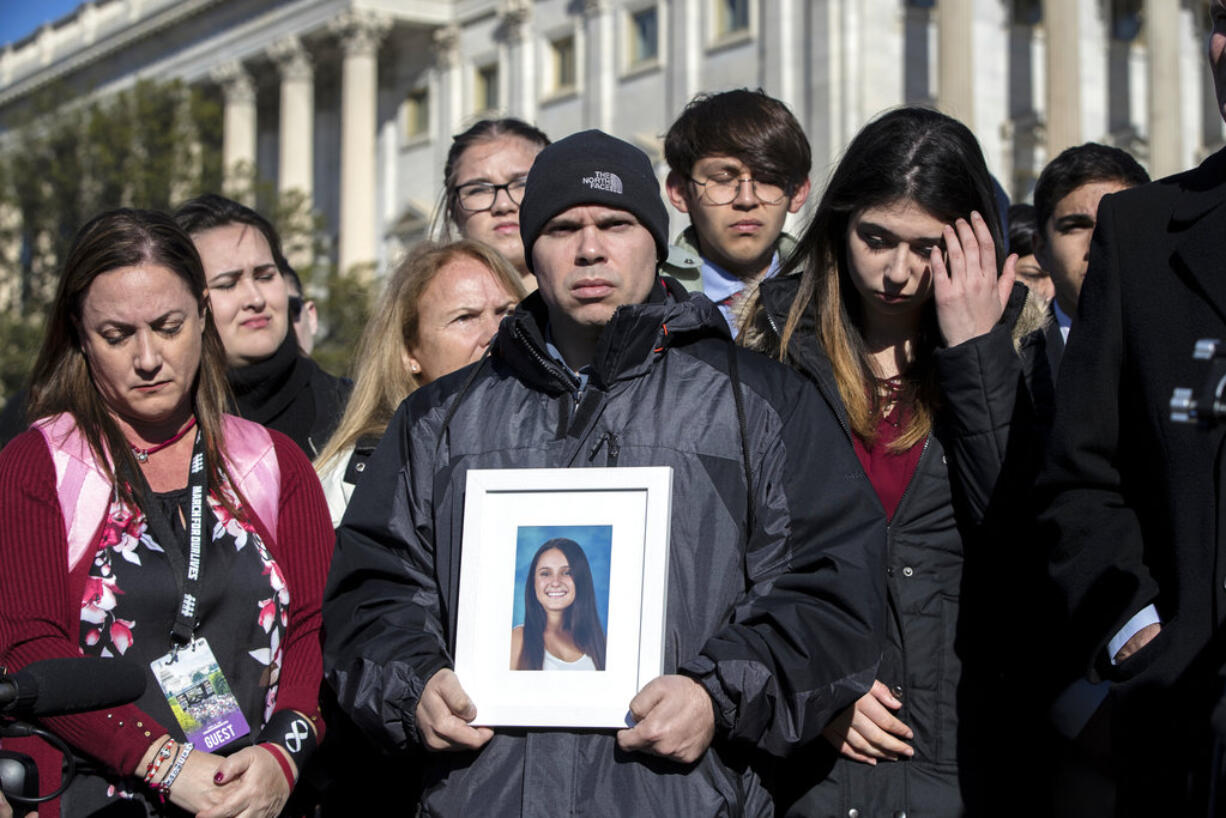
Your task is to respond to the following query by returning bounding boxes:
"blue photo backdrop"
[512,524,612,631]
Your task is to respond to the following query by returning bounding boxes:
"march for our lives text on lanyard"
[139,433,250,752]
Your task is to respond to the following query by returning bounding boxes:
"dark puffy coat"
[323,281,886,817]
[746,277,1051,817]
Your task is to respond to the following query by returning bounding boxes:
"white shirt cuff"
[1107,604,1160,665]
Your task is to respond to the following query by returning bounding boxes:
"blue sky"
[1,1,84,48]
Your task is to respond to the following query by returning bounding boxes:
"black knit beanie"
[519,130,670,273]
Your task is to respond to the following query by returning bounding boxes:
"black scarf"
[227,330,312,427]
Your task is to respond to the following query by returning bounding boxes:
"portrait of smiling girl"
[509,538,607,672]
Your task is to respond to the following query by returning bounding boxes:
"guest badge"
[151,637,250,751]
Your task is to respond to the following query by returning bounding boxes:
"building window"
[629,7,659,66]
[1012,0,1041,25]
[1110,0,1143,41]
[475,63,499,112]
[404,88,428,139]
[905,0,936,7]
[715,0,750,38]
[551,35,576,93]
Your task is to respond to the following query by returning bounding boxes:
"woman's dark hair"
[776,106,1005,451]
[519,538,606,671]
[664,88,811,188]
[27,208,237,512]
[172,193,294,279]
[1007,203,1039,257]
[431,118,550,237]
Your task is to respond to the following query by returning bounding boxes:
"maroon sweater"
[852,408,925,520]
[0,427,333,814]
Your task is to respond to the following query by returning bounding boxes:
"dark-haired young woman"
[742,107,1052,816]
[509,539,607,671]
[173,194,350,459]
[431,118,549,291]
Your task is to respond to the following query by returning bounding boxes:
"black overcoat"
[1037,147,1226,816]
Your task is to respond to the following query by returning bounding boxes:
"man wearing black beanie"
[325,129,885,816]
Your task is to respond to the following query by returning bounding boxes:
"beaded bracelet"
[142,737,176,785]
[157,742,194,801]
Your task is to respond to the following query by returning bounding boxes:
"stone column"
[268,36,315,271]
[431,24,462,199]
[937,0,974,123]
[1042,0,1081,157]
[268,36,314,201]
[1145,0,1182,177]
[331,11,389,276]
[211,61,257,202]
[762,0,798,110]
[583,0,614,131]
[502,0,535,121]
[667,0,702,115]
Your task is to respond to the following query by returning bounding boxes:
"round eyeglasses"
[687,174,791,206]
[454,178,529,213]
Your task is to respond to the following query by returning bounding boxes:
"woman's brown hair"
[27,208,237,510]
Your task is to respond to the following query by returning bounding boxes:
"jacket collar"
[1171,147,1226,322]
[492,276,729,395]
[755,274,851,434]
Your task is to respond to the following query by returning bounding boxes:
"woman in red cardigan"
[0,209,332,817]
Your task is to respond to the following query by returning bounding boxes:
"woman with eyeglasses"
[173,194,351,459]
[431,118,550,291]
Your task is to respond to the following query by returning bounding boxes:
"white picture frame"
[454,467,673,728]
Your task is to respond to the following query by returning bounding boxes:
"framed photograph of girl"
[454,467,672,728]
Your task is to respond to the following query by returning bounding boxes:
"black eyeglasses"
[453,178,529,213]
[686,174,791,206]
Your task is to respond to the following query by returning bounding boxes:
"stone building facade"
[0,0,1217,278]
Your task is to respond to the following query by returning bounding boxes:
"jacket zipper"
[885,433,932,734]
[887,434,931,532]
[587,431,620,466]
[511,320,581,398]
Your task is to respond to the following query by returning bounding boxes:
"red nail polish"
[214,772,224,783]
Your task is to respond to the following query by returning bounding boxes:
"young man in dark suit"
[1038,3,1226,813]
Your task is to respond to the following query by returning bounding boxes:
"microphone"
[0,658,146,717]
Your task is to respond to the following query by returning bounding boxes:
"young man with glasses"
[663,89,811,336]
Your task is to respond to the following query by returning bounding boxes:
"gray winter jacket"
[322,280,887,817]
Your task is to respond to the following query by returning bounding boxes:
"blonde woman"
[315,240,525,526]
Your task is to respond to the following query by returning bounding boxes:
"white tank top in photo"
[542,648,597,671]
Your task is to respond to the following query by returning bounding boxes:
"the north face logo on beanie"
[581,171,624,194]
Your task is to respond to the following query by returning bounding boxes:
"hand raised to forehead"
[931,211,1016,348]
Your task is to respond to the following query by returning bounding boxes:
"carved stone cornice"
[583,0,609,17]
[330,10,391,58]
[499,0,532,43]
[268,35,313,82]
[210,60,255,104]
[432,23,461,69]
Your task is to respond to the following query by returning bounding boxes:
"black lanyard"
[128,430,209,650]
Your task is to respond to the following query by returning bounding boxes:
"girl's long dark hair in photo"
[518,538,607,671]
